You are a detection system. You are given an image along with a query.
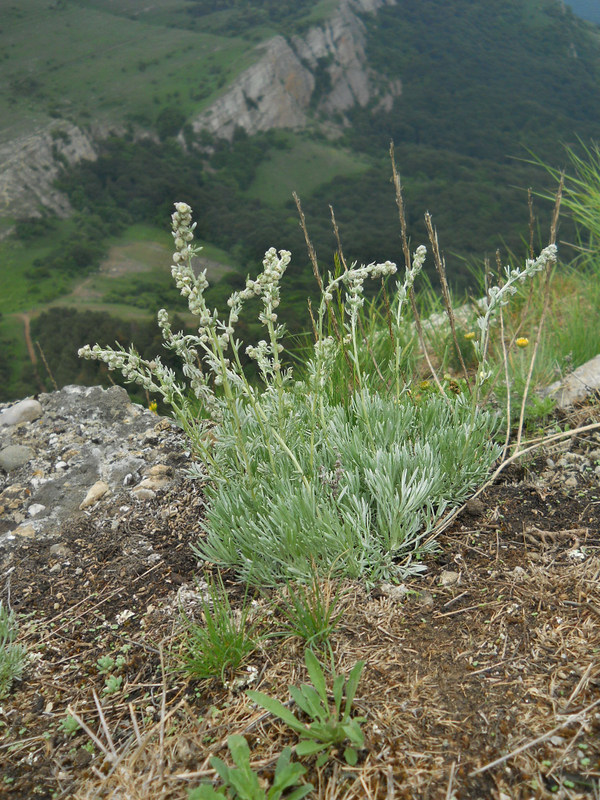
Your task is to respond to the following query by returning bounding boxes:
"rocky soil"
[1,380,600,799]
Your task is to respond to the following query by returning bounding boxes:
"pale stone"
[131,487,156,501]
[136,476,170,491]
[147,464,172,477]
[510,566,527,582]
[0,445,35,471]
[0,398,43,427]
[28,504,46,517]
[542,353,600,408]
[79,480,109,510]
[439,570,460,587]
[14,523,36,539]
[417,590,435,609]
[377,582,410,602]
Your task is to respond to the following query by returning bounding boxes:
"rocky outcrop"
[541,353,600,408]
[190,0,400,140]
[0,121,97,220]
[0,385,190,562]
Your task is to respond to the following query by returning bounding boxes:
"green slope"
[0,0,259,137]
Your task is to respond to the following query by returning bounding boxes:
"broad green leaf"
[227,735,252,770]
[343,746,358,766]
[304,649,328,701]
[296,739,327,757]
[288,685,314,718]
[343,660,365,718]
[341,720,365,746]
[227,769,262,799]
[295,685,327,722]
[188,786,225,800]
[285,786,314,800]
[209,756,231,784]
[332,674,345,715]
[246,690,305,734]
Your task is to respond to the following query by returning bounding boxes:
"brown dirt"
[2,407,600,800]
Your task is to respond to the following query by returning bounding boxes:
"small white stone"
[510,566,527,582]
[148,464,171,476]
[377,582,410,602]
[28,504,46,518]
[136,476,170,491]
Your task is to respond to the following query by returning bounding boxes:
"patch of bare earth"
[2,405,600,800]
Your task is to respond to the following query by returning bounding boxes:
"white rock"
[510,566,527,582]
[28,504,46,517]
[136,476,170,491]
[377,582,410,602]
[542,353,600,408]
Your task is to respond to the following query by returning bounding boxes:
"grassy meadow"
[0,0,260,134]
[243,136,371,206]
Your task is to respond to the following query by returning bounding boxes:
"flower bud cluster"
[321,259,397,320]
[474,244,558,366]
[242,248,291,383]
[78,343,182,405]
[170,202,211,323]
[309,335,337,390]
[395,246,427,327]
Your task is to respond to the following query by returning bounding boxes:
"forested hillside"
[2,0,600,401]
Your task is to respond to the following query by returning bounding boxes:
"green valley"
[1,0,600,401]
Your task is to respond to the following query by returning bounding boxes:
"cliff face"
[189,0,400,140]
[0,0,397,219]
[0,122,97,221]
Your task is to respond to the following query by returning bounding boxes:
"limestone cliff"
[0,0,398,219]
[0,121,97,221]
[189,0,400,140]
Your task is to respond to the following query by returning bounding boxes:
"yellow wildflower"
[464,331,476,340]
[149,400,158,413]
[516,337,529,348]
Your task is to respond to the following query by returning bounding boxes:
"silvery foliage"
[0,602,26,699]
[473,245,558,383]
[196,389,501,585]
[79,203,547,585]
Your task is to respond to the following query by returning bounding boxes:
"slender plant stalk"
[389,142,446,398]
[424,212,471,393]
[330,204,383,391]
[515,174,563,450]
[498,308,512,464]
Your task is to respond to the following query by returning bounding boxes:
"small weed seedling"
[188,735,312,800]
[183,574,262,683]
[247,649,366,767]
[59,714,81,736]
[271,572,345,649]
[0,602,27,699]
